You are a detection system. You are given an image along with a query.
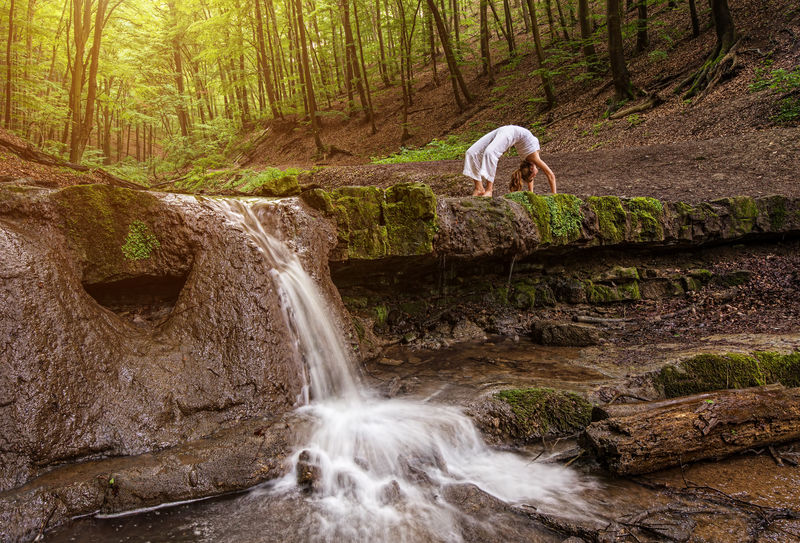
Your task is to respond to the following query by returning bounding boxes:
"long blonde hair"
[509,161,535,192]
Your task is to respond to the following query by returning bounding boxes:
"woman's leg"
[478,135,510,197]
[464,130,498,195]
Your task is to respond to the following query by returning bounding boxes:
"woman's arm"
[529,151,557,194]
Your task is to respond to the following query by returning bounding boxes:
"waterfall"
[215,199,594,542]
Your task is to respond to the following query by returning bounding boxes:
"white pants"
[463,128,507,183]
[463,125,540,183]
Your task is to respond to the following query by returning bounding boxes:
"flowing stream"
[216,200,595,542]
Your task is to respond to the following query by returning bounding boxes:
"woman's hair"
[509,161,535,192]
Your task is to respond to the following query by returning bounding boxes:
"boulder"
[530,320,603,347]
[0,185,348,493]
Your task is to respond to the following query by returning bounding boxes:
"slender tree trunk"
[520,0,530,33]
[254,0,281,118]
[545,0,556,43]
[607,0,634,104]
[480,0,494,84]
[353,0,377,132]
[375,0,390,86]
[636,0,648,53]
[526,0,556,108]
[429,8,440,86]
[554,0,570,40]
[294,0,324,152]
[426,0,473,109]
[689,0,700,37]
[578,0,599,73]
[452,0,460,51]
[4,0,16,128]
[502,0,515,55]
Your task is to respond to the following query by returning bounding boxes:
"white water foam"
[215,199,595,542]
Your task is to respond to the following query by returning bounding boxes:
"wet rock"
[0,417,293,542]
[713,269,752,286]
[378,357,404,366]
[469,388,593,444]
[0,187,350,494]
[452,319,486,342]
[378,480,405,506]
[296,450,323,493]
[530,320,603,347]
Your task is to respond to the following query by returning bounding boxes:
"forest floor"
[242,0,800,189]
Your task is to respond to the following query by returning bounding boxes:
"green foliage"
[750,64,800,124]
[626,113,643,127]
[121,220,160,260]
[648,50,668,63]
[371,136,472,164]
[656,351,800,397]
[494,387,592,436]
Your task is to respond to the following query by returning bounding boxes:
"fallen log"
[0,134,144,190]
[581,384,800,475]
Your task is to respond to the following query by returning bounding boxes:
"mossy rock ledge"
[303,185,800,262]
[301,182,437,260]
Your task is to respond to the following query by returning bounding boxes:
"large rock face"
[0,185,343,492]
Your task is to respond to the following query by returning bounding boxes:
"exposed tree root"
[678,38,742,100]
[0,134,143,190]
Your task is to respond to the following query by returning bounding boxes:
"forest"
[2,0,779,184]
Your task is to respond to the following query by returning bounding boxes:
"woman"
[463,125,557,197]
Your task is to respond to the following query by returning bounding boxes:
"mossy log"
[581,384,800,475]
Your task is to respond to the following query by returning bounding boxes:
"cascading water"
[217,200,595,542]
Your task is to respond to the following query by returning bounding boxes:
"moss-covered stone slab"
[301,182,437,260]
[490,387,593,441]
[655,351,800,398]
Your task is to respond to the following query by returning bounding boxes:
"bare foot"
[472,188,485,196]
[482,191,493,197]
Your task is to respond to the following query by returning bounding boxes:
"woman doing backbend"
[463,125,557,197]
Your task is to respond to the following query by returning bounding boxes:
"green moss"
[730,196,759,234]
[383,183,437,256]
[656,351,800,397]
[617,281,641,300]
[688,269,713,282]
[545,194,583,243]
[594,266,639,283]
[584,281,616,303]
[588,196,626,244]
[303,183,437,260]
[764,196,788,230]
[121,220,160,260]
[626,197,664,241]
[494,387,592,436]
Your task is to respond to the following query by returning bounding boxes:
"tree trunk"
[375,0,391,86]
[341,0,368,117]
[607,0,634,105]
[479,0,494,84]
[689,0,700,38]
[581,385,800,475]
[4,0,16,129]
[577,0,598,74]
[353,0,377,133]
[426,0,472,109]
[526,0,556,108]
[294,0,324,152]
[554,0,570,40]
[545,0,556,43]
[502,0,515,55]
[681,0,737,99]
[636,0,648,53]
[254,0,281,118]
